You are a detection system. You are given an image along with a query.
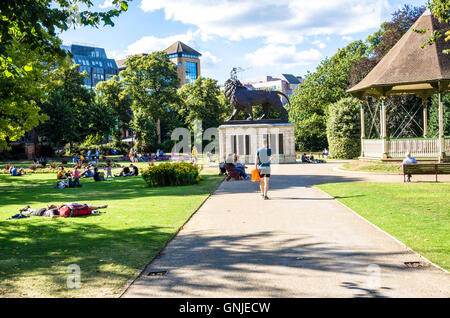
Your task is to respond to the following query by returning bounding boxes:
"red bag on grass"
[58,205,92,217]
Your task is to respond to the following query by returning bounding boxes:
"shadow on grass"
[0,220,173,296]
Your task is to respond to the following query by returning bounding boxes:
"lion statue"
[223,78,290,121]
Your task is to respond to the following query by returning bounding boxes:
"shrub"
[141,162,200,187]
[326,97,361,159]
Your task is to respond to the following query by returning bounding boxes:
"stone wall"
[218,123,296,164]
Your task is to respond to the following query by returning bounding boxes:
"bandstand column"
[438,89,445,162]
[380,97,388,159]
[360,100,365,157]
[422,98,428,138]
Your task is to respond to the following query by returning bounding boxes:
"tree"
[0,39,57,149]
[326,97,361,159]
[132,109,156,152]
[95,76,132,141]
[177,77,229,131]
[121,52,180,145]
[0,0,130,150]
[415,0,450,54]
[39,64,94,149]
[0,0,130,77]
[84,99,116,145]
[289,41,367,151]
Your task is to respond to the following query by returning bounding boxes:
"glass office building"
[165,41,201,87]
[185,61,198,84]
[61,44,119,89]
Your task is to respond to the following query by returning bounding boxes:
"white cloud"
[201,51,221,65]
[99,0,114,9]
[245,44,322,68]
[139,0,387,44]
[312,40,326,49]
[342,35,354,41]
[126,30,200,55]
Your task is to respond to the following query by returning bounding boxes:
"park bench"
[403,163,450,182]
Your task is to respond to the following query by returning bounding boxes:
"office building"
[242,74,303,104]
[165,41,201,86]
[62,44,119,89]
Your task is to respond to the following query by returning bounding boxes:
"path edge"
[118,176,225,298]
[314,186,449,274]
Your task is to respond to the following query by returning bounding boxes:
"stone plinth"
[218,122,296,164]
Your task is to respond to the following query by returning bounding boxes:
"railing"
[388,138,439,158]
[362,139,382,157]
[362,138,450,159]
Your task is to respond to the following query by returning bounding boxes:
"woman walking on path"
[255,139,272,200]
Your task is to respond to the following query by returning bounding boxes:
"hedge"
[141,162,201,187]
[326,97,361,159]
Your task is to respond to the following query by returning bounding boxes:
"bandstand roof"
[347,10,450,99]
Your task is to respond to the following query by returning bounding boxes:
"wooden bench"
[403,163,450,182]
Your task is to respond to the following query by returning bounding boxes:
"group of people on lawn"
[55,162,139,188]
[128,148,166,163]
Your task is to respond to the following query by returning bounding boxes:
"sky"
[58,0,428,85]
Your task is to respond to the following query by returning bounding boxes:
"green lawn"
[317,182,450,270]
[0,169,223,297]
[340,160,403,173]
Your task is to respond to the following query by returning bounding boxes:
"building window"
[185,61,197,84]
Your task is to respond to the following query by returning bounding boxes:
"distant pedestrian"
[255,138,272,200]
[192,146,199,164]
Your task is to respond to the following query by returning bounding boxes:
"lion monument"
[223,78,290,122]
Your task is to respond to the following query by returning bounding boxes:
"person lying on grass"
[20,203,108,218]
[9,166,26,176]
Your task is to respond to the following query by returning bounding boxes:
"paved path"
[123,162,449,298]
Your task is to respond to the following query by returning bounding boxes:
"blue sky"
[59,0,427,85]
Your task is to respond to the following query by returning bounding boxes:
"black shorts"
[258,168,271,178]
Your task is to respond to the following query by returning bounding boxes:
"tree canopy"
[121,52,180,145]
[0,0,130,77]
[177,77,229,132]
[289,41,367,151]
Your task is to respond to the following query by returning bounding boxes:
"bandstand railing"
[362,138,450,159]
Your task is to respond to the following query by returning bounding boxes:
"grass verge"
[317,182,450,271]
[0,169,223,297]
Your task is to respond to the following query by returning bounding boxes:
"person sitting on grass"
[9,166,25,176]
[301,153,311,163]
[57,166,66,179]
[116,165,131,177]
[130,163,139,176]
[93,167,105,182]
[20,203,108,218]
[80,166,94,178]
